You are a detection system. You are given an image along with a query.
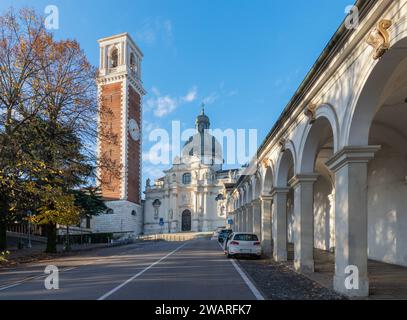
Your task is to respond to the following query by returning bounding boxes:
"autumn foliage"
[0,8,106,252]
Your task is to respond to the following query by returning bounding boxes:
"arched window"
[182,173,192,185]
[110,48,119,68]
[152,199,161,220]
[130,52,137,75]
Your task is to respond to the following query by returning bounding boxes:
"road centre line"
[97,242,188,300]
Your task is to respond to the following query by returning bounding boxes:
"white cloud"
[135,17,174,46]
[146,86,199,118]
[155,96,178,117]
[182,86,198,103]
[143,166,165,181]
[228,90,238,97]
[203,92,219,105]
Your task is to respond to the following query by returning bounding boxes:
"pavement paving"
[0,238,259,300]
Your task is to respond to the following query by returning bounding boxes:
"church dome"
[181,106,223,166]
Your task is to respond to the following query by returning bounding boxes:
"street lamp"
[27,210,32,248]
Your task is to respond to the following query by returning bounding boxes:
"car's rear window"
[233,234,259,241]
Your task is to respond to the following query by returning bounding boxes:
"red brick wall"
[127,86,141,204]
[99,82,123,200]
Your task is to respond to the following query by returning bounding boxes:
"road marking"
[218,242,265,301]
[97,242,188,300]
[0,266,77,292]
[0,242,170,293]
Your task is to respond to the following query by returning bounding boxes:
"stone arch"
[254,173,262,199]
[275,141,296,187]
[262,164,274,195]
[239,188,244,207]
[246,182,253,203]
[298,115,336,174]
[109,45,119,68]
[345,36,407,146]
[298,103,339,171]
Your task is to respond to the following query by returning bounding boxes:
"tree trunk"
[45,223,57,253]
[65,226,71,252]
[0,203,8,251]
[0,220,7,251]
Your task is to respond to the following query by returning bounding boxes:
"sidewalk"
[1,242,128,268]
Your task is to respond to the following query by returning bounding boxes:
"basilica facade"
[143,109,238,235]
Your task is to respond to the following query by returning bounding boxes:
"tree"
[0,8,116,252]
[20,116,96,253]
[0,8,53,250]
[73,187,107,218]
[31,36,100,253]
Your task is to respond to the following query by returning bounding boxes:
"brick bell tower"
[95,33,145,235]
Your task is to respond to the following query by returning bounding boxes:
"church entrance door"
[181,210,192,232]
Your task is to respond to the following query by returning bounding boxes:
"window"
[233,234,259,241]
[130,52,137,75]
[110,48,118,68]
[182,173,192,185]
[152,199,161,220]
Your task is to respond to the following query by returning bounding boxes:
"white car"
[224,232,262,259]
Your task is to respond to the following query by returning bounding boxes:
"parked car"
[224,233,261,259]
[212,226,226,239]
[218,229,233,244]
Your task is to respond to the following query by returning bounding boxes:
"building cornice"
[257,0,384,159]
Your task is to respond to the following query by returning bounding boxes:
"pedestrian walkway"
[280,244,407,300]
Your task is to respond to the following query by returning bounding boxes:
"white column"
[246,204,253,233]
[203,191,208,231]
[239,208,244,232]
[289,174,318,273]
[260,195,273,257]
[192,191,198,232]
[272,188,289,262]
[244,205,250,232]
[326,146,380,297]
[328,192,335,252]
[252,199,261,237]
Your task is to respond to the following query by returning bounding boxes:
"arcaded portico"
[227,0,407,297]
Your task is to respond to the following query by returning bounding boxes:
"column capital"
[326,146,381,173]
[260,194,274,201]
[251,199,261,207]
[270,187,290,197]
[244,203,252,209]
[288,174,319,188]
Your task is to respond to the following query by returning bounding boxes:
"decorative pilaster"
[260,195,273,257]
[289,174,319,273]
[245,204,253,233]
[271,188,289,262]
[326,146,380,297]
[252,199,261,238]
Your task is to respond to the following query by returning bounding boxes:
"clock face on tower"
[129,119,140,141]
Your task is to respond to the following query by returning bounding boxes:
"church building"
[143,108,238,234]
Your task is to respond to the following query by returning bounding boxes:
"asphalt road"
[0,237,262,300]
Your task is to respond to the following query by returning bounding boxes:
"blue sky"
[0,0,353,186]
